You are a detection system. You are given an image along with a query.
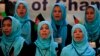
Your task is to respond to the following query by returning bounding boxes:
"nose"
[3,26,8,31]
[42,29,46,32]
[56,11,60,15]
[76,32,80,35]
[88,13,92,16]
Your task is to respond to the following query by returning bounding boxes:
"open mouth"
[76,37,81,39]
[42,34,47,36]
[20,12,24,15]
[4,31,10,35]
[55,16,60,18]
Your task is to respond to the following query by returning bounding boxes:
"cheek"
[9,27,12,32]
[73,33,76,37]
[86,15,90,18]
[47,30,50,35]
[39,30,44,37]
[39,31,42,35]
[23,9,27,14]
[7,27,12,34]
[16,9,20,14]
[80,34,83,38]
[59,13,62,16]
[53,13,56,17]
[92,15,95,18]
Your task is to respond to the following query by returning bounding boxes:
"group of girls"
[0,0,100,56]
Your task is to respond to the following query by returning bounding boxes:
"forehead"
[17,3,26,8]
[41,24,48,27]
[18,3,25,6]
[54,5,61,9]
[3,18,12,23]
[74,28,82,32]
[86,7,94,11]
[3,19,12,24]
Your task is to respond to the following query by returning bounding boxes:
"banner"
[10,0,100,25]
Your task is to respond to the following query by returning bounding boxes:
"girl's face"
[17,3,27,17]
[53,6,62,21]
[35,18,40,25]
[73,28,83,42]
[2,19,12,36]
[40,24,50,39]
[86,7,95,22]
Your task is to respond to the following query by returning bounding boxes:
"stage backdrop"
[10,0,100,25]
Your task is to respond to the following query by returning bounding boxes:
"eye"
[79,30,82,32]
[58,10,61,13]
[45,26,49,30]
[86,12,89,15]
[40,27,43,30]
[90,12,94,14]
[7,24,11,27]
[22,6,26,9]
[17,6,20,9]
[74,31,77,33]
[53,10,57,13]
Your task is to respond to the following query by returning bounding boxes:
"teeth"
[76,37,80,38]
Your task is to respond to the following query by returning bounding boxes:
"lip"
[4,31,10,33]
[42,34,47,35]
[55,16,60,18]
[75,37,81,38]
[20,12,24,14]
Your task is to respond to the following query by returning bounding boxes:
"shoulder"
[23,42,29,47]
[29,20,35,25]
[17,36,25,44]
[84,46,96,55]
[20,42,29,52]
[52,42,58,48]
[29,20,37,31]
[61,44,72,56]
[66,24,72,33]
[62,44,72,51]
[67,24,72,29]
[29,43,36,48]
[28,43,37,53]
[88,46,95,53]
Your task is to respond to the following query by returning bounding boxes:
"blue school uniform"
[51,2,67,48]
[0,16,25,56]
[14,1,31,44]
[34,21,57,56]
[61,24,95,56]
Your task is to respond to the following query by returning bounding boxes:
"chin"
[42,37,47,39]
[54,18,60,21]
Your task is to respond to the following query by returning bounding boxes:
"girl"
[14,1,37,44]
[51,2,72,48]
[0,12,6,37]
[84,5,100,52]
[60,24,95,56]
[51,3,72,56]
[29,21,57,56]
[0,16,29,56]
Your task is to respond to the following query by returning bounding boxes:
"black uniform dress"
[0,42,29,56]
